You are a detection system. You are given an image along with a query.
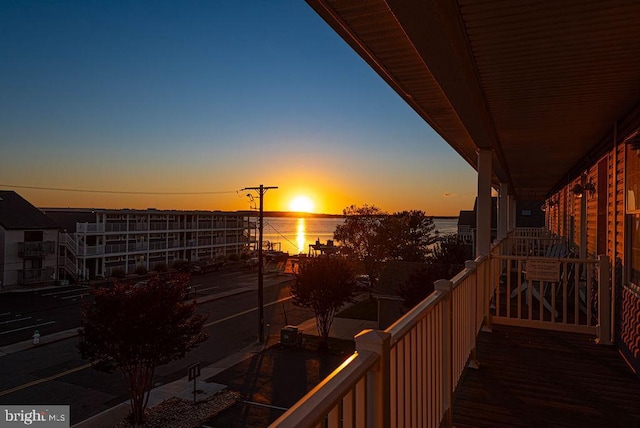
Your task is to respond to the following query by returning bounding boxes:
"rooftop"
[0,191,59,230]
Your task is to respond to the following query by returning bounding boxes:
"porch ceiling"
[306,0,640,199]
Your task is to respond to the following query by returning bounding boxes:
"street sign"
[188,362,201,381]
[188,362,201,404]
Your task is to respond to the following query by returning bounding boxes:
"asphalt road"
[0,271,315,425]
[0,269,288,346]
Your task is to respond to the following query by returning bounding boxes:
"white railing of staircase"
[61,257,83,281]
[60,233,80,256]
[270,256,489,428]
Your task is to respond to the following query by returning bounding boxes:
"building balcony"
[272,228,640,427]
[18,267,55,285]
[77,222,105,233]
[18,241,56,257]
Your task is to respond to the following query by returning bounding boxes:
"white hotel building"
[43,208,255,281]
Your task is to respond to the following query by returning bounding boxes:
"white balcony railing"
[77,222,105,233]
[490,234,610,338]
[272,256,490,428]
[18,267,55,284]
[272,228,613,428]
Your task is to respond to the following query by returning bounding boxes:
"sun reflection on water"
[296,218,306,254]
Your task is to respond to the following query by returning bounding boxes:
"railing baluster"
[327,406,340,428]
[342,389,354,428]
[435,279,453,428]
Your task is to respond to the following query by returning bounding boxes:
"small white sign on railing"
[526,259,561,282]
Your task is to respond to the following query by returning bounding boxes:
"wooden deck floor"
[453,325,640,428]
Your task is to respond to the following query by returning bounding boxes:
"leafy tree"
[333,204,387,286]
[397,234,472,309]
[334,206,438,284]
[78,273,208,426]
[379,210,438,262]
[397,263,449,310]
[291,256,356,350]
[430,234,472,277]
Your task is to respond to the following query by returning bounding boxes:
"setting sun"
[289,195,315,213]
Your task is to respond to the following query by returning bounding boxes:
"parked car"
[132,279,193,300]
[190,258,225,274]
[245,257,260,269]
[355,274,372,290]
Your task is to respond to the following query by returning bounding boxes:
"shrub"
[228,253,240,262]
[111,268,125,279]
[134,265,148,275]
[154,262,167,272]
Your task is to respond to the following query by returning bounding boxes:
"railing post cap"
[355,329,390,343]
[434,279,453,292]
[355,329,390,354]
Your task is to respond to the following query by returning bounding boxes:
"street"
[0,270,315,425]
[0,269,286,346]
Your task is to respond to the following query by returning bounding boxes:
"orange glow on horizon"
[11,180,472,217]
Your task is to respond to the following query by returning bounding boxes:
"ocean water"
[261,216,458,255]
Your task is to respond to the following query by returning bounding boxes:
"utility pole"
[243,184,278,343]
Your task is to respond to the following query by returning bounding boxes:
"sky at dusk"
[1,1,477,216]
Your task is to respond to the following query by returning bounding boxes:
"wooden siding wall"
[612,142,625,261]
[546,135,640,375]
[572,176,581,247]
[586,163,598,256]
[549,149,622,260]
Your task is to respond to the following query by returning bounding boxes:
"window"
[24,230,43,242]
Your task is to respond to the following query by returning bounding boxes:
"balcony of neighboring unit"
[18,241,56,258]
[77,223,105,233]
[18,267,55,285]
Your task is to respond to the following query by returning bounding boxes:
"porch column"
[498,183,509,240]
[477,148,493,256]
[508,194,517,231]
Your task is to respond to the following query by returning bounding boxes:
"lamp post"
[243,184,278,343]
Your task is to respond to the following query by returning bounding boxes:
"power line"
[0,184,238,196]
[263,220,299,250]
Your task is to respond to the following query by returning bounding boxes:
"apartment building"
[0,191,60,287]
[43,208,254,281]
